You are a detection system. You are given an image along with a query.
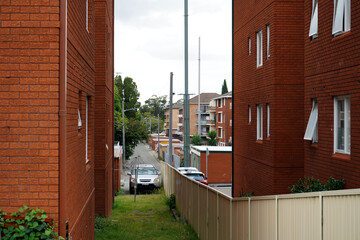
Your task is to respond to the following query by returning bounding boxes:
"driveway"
[121,142,160,193]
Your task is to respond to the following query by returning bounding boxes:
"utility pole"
[169,72,173,165]
[157,114,160,159]
[122,88,126,165]
[183,0,190,167]
[197,37,201,136]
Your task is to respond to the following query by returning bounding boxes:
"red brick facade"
[214,93,232,145]
[233,0,360,197]
[0,0,114,238]
[233,0,305,196]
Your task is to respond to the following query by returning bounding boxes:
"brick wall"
[303,1,360,188]
[94,0,114,218]
[215,97,232,143]
[0,0,61,222]
[199,152,231,184]
[233,0,304,196]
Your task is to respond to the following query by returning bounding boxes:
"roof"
[190,93,220,105]
[165,103,183,110]
[191,146,232,153]
[212,91,232,100]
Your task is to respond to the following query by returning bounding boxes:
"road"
[121,142,160,193]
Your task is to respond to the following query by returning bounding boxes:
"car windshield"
[132,168,157,175]
[185,174,205,181]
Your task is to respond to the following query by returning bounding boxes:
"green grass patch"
[95,191,198,240]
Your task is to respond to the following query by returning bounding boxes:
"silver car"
[128,164,161,194]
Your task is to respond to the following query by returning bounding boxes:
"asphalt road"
[121,142,160,194]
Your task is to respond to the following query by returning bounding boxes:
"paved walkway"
[120,142,160,193]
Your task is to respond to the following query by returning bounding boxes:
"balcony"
[196,120,207,125]
[178,114,183,118]
[206,120,215,125]
[178,123,183,127]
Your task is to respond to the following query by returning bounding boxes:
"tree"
[221,79,228,94]
[141,95,167,120]
[114,75,147,159]
[207,130,218,146]
[191,134,202,145]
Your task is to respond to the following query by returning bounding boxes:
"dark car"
[183,171,208,185]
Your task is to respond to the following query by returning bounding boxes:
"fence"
[161,161,360,240]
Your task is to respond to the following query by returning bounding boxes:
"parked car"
[127,164,161,194]
[183,171,208,185]
[177,167,199,174]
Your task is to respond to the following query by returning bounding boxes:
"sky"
[114,0,232,104]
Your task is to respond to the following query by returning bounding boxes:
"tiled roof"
[190,93,220,104]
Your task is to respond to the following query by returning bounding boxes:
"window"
[249,37,251,54]
[309,0,318,38]
[256,30,263,67]
[218,127,222,138]
[332,0,351,35]
[223,98,225,106]
[248,105,251,123]
[304,99,318,142]
[86,0,89,31]
[86,96,89,163]
[334,96,350,154]
[266,25,270,58]
[218,112,223,123]
[257,104,263,140]
[230,102,232,109]
[230,119,232,127]
[78,109,82,130]
[217,99,222,108]
[266,103,270,138]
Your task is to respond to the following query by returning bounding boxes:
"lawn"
[95,191,198,240]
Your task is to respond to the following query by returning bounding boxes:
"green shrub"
[165,194,176,210]
[0,206,63,240]
[239,191,254,197]
[94,216,114,232]
[191,134,202,145]
[289,176,345,193]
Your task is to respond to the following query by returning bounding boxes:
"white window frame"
[223,98,226,106]
[248,105,251,123]
[256,30,263,68]
[86,0,89,31]
[248,37,251,55]
[86,96,89,163]
[304,99,318,142]
[218,127,223,138]
[230,119,232,127]
[332,0,351,36]
[266,103,270,138]
[230,102,232,109]
[78,109,82,130]
[266,24,270,58]
[334,95,350,154]
[218,112,223,123]
[309,0,318,38]
[257,104,263,140]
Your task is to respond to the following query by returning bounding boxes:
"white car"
[177,167,199,174]
[128,164,161,194]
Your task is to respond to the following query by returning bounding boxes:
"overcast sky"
[114,1,232,104]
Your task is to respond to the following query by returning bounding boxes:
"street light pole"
[157,114,160,159]
[122,89,126,165]
[183,0,190,167]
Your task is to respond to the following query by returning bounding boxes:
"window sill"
[310,142,319,148]
[331,153,350,161]
[332,31,351,40]
[256,140,263,144]
[266,137,270,141]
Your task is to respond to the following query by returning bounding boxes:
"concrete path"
[121,142,160,194]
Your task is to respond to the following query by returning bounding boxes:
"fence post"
[198,183,200,238]
[206,188,209,240]
[230,198,232,240]
[217,192,219,240]
[275,195,278,240]
[248,198,251,240]
[320,193,323,240]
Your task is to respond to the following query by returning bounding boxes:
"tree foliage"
[289,177,345,193]
[207,130,218,146]
[191,134,202,145]
[141,95,167,121]
[114,75,147,159]
[221,79,228,95]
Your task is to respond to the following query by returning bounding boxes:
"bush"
[289,176,345,193]
[165,194,176,210]
[0,206,63,240]
[94,216,114,232]
[207,130,218,146]
[191,134,202,145]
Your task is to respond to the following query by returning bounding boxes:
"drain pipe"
[59,0,68,237]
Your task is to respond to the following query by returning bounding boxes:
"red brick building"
[233,0,305,196]
[213,92,232,145]
[233,0,360,197]
[190,146,232,184]
[0,0,114,238]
